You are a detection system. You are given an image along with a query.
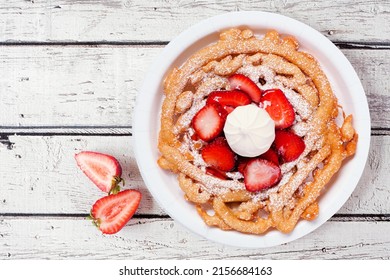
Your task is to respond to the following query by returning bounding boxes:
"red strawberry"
[274,130,305,162]
[237,156,251,174]
[201,137,236,171]
[90,189,142,234]
[223,106,235,114]
[244,158,281,192]
[207,90,251,108]
[261,89,295,129]
[206,167,227,180]
[75,151,123,194]
[260,148,279,165]
[191,133,199,141]
[192,103,227,142]
[228,74,262,103]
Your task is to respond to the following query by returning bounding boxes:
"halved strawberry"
[243,158,281,192]
[261,89,295,129]
[201,137,236,171]
[206,167,227,180]
[223,106,235,114]
[237,156,251,174]
[237,149,279,175]
[192,103,227,142]
[75,151,123,194]
[90,189,141,234]
[260,148,279,165]
[274,130,305,162]
[228,74,262,103]
[191,133,199,141]
[207,90,251,108]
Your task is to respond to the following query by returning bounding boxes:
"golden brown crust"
[157,28,357,235]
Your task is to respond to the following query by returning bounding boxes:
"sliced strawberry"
[237,156,251,174]
[260,148,279,165]
[274,130,305,162]
[261,89,295,129]
[192,103,227,142]
[191,133,199,141]
[244,158,281,192]
[75,151,123,194]
[223,105,235,114]
[201,137,236,171]
[207,90,251,108]
[90,189,141,234]
[206,167,227,180]
[228,74,262,103]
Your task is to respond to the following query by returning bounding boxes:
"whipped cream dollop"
[223,104,275,157]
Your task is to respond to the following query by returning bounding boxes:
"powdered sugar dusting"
[172,51,325,207]
[262,100,272,109]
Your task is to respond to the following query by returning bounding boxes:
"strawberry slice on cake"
[228,74,262,103]
[192,102,228,142]
[261,88,295,129]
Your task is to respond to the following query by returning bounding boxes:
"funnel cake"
[157,28,357,235]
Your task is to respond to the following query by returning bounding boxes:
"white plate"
[133,11,371,248]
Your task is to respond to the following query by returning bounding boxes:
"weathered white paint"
[0,135,388,215]
[1,0,389,260]
[0,218,389,259]
[0,47,389,127]
[0,135,163,215]
[0,0,389,43]
[0,46,161,127]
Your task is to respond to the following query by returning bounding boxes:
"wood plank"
[0,218,389,259]
[1,47,389,128]
[0,135,163,215]
[1,0,389,43]
[0,46,160,127]
[0,134,388,215]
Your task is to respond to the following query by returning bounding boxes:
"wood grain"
[0,47,388,128]
[0,218,389,259]
[0,46,159,127]
[0,134,388,215]
[1,0,389,261]
[1,0,389,43]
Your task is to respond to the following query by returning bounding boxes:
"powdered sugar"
[174,52,323,207]
[262,100,272,109]
[282,88,313,119]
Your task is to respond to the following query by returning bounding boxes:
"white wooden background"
[1,0,389,259]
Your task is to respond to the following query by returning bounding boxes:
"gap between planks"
[0,126,132,136]
[0,127,389,136]
[0,213,168,219]
[0,41,390,50]
[1,214,390,222]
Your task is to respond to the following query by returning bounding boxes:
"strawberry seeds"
[75,151,142,234]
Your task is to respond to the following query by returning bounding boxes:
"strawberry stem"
[109,184,121,195]
[87,212,101,228]
[109,176,124,195]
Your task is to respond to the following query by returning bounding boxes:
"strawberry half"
[260,148,279,165]
[274,130,305,162]
[75,151,123,194]
[90,189,142,234]
[201,137,236,172]
[244,158,281,192]
[261,89,295,129]
[237,149,279,175]
[192,103,228,142]
[237,156,251,174]
[223,106,235,114]
[206,167,227,180]
[228,74,262,103]
[207,90,251,109]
